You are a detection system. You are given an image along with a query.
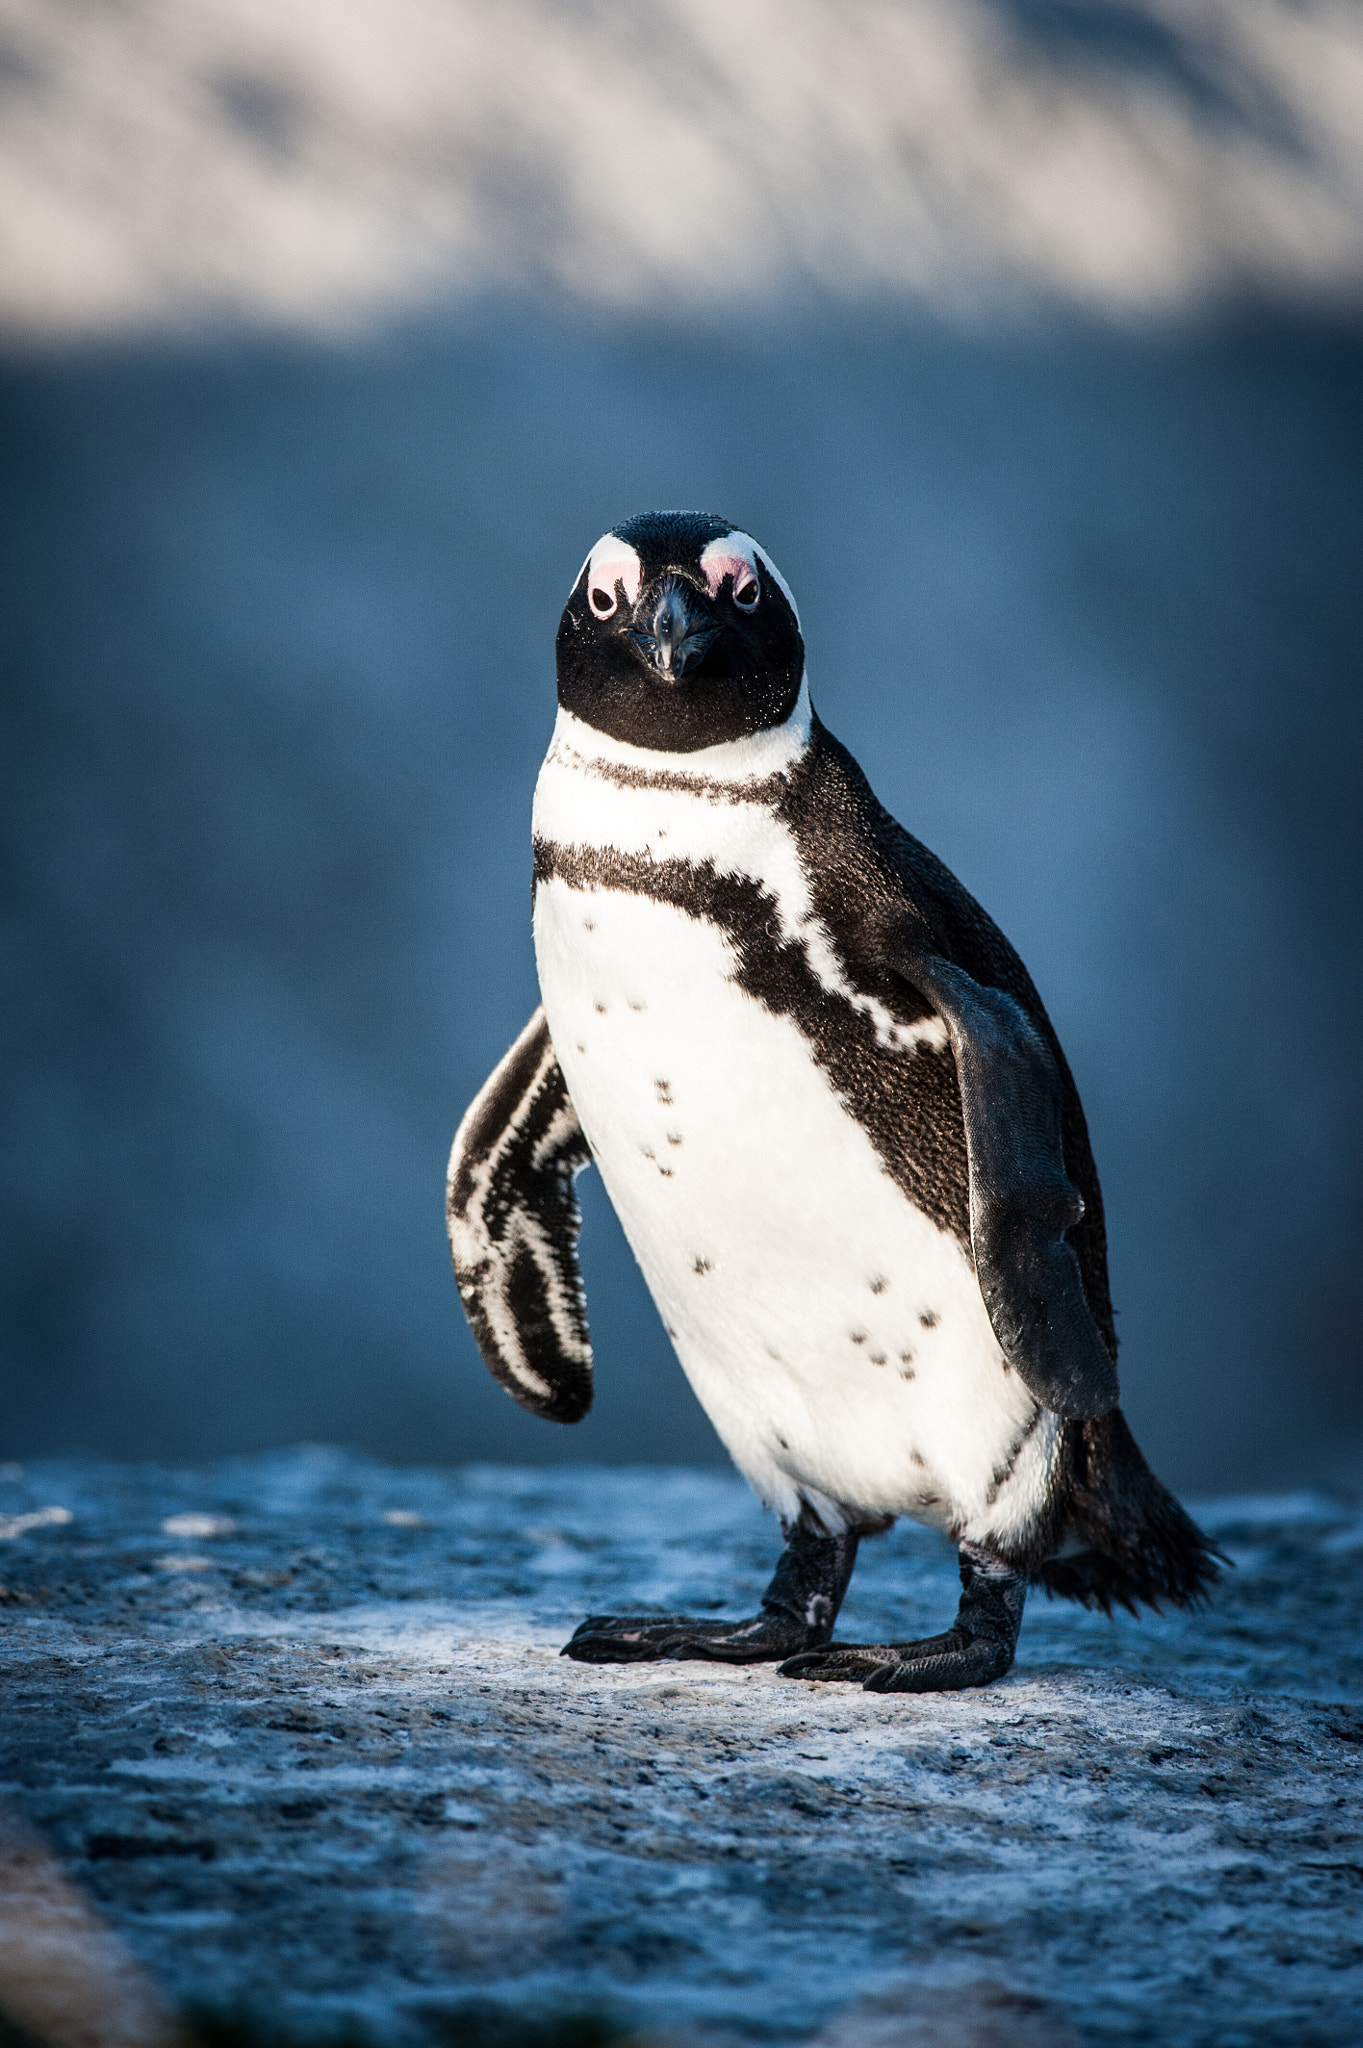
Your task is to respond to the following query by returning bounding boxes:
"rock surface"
[0,1451,1360,2047]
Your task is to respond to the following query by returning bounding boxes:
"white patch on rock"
[0,1506,73,1541]
[162,1513,237,1539]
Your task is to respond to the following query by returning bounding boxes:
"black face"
[555,510,806,753]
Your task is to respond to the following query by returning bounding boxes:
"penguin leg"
[778,1542,1026,1693]
[562,1519,860,1664]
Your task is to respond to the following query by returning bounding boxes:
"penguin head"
[556,511,805,753]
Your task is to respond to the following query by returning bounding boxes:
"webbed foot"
[561,1518,861,1665]
[564,1611,809,1664]
[779,1542,1027,1694]
[779,1627,1014,1691]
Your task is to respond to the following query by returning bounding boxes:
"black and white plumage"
[448,510,1221,1691]
[447,1007,591,1424]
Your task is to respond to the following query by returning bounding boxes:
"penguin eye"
[590,584,616,616]
[733,577,759,611]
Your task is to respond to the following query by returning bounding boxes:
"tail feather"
[1036,1409,1226,1617]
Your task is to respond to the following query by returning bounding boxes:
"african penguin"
[447,510,1221,1693]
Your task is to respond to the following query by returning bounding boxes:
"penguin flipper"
[886,940,1120,1421]
[447,1006,594,1423]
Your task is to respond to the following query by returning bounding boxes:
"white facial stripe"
[582,532,643,609]
[700,531,800,623]
[549,675,814,784]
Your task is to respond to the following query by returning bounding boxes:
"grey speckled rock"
[0,1451,1360,2047]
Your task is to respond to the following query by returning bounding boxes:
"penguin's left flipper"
[886,937,1120,1422]
[780,1543,1027,1694]
[447,1007,595,1424]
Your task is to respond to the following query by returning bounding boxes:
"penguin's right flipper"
[885,939,1121,1422]
[447,1007,594,1423]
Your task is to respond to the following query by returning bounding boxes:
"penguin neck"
[548,675,813,787]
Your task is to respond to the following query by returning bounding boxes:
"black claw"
[562,1636,656,1664]
[566,1613,683,1646]
[778,1647,881,1684]
[562,1616,702,1662]
[776,1653,817,1680]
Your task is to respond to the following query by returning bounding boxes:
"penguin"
[447,509,1221,1693]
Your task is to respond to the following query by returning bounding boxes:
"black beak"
[625,576,720,680]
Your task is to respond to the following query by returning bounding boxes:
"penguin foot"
[563,1518,863,1665]
[778,1542,1028,1694]
[778,1628,1014,1691]
[563,1612,813,1664]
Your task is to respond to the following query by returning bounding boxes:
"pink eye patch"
[584,541,642,613]
[701,551,756,599]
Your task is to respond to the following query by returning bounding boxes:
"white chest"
[530,733,1059,1545]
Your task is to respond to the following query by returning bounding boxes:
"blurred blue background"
[1,1,1360,1491]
